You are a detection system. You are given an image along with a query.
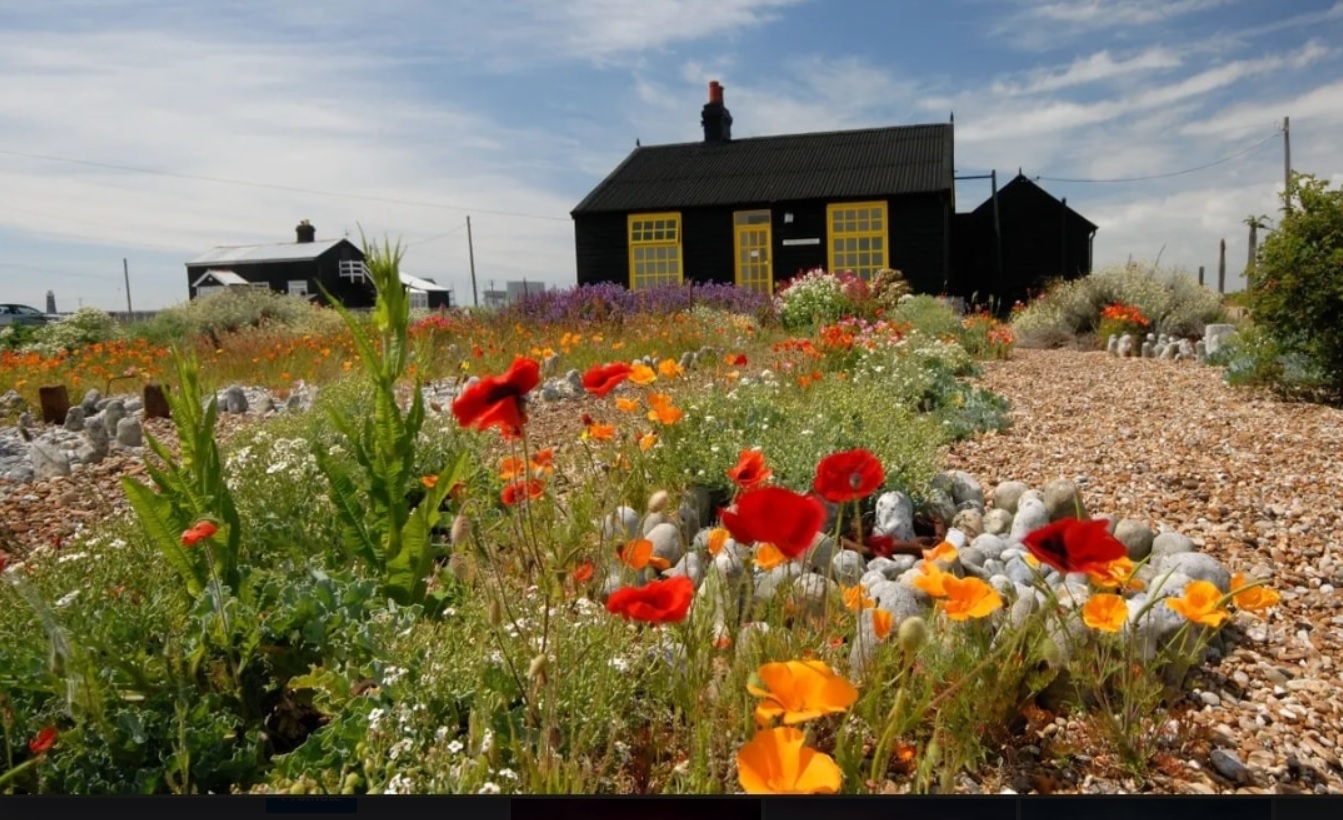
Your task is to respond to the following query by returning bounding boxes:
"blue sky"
[1,0,1340,311]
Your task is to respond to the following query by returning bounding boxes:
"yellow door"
[733,210,772,294]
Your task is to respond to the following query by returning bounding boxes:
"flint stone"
[641,511,672,536]
[951,508,983,538]
[970,533,1008,560]
[867,555,915,578]
[921,489,956,528]
[102,399,126,436]
[992,480,1030,514]
[1203,324,1237,357]
[874,491,916,541]
[1142,340,1154,358]
[831,550,867,586]
[753,563,803,604]
[788,574,838,618]
[1107,334,1119,355]
[860,569,889,589]
[869,581,929,621]
[1159,552,1232,594]
[1117,334,1134,357]
[983,508,1014,536]
[30,440,72,479]
[115,417,143,447]
[1041,478,1086,521]
[665,553,704,587]
[1151,532,1196,562]
[645,522,684,567]
[933,470,985,508]
[1114,519,1155,561]
[223,386,248,414]
[565,369,584,394]
[1009,497,1051,542]
[603,505,641,541]
[804,534,837,574]
[81,388,101,413]
[63,405,86,432]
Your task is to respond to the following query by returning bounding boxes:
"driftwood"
[38,385,70,425]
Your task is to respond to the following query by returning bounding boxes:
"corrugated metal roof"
[191,269,249,287]
[400,273,450,292]
[572,123,953,215]
[187,238,346,265]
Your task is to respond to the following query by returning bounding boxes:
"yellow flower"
[1230,572,1281,615]
[1165,580,1231,627]
[922,540,958,565]
[707,527,729,556]
[618,538,670,571]
[938,575,1003,621]
[657,358,684,379]
[615,396,641,413]
[629,363,657,385]
[638,431,658,451]
[736,727,842,795]
[754,543,789,570]
[911,560,951,598]
[842,585,874,611]
[1081,592,1128,632]
[1087,556,1144,591]
[871,608,894,641]
[747,660,859,726]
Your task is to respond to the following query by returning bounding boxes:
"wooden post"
[1060,196,1068,277]
[38,385,70,425]
[143,383,171,419]
[1218,239,1227,294]
[1198,265,1205,287]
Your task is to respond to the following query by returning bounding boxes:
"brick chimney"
[701,81,733,143]
[296,219,316,243]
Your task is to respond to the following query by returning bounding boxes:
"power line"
[0,147,570,222]
[1033,128,1283,184]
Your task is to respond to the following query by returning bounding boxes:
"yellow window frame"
[826,201,888,280]
[628,212,683,290]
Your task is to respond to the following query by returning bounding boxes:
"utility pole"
[466,216,479,308]
[1218,239,1227,294]
[1283,116,1291,200]
[123,258,133,315]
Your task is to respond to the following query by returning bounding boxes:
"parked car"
[0,304,59,326]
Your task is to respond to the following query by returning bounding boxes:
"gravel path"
[943,348,1343,795]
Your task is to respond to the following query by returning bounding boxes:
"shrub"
[24,307,124,355]
[134,288,347,345]
[1247,173,1343,397]
[502,282,775,327]
[889,294,961,339]
[774,269,850,330]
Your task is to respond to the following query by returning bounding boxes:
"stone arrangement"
[1106,323,1239,364]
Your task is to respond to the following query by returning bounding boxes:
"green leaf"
[122,476,205,597]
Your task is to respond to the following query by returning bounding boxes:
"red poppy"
[572,561,595,583]
[719,486,826,559]
[181,520,218,547]
[726,353,748,366]
[727,449,773,490]
[29,725,56,755]
[501,478,546,505]
[1021,518,1127,574]
[606,576,695,624]
[865,533,897,558]
[451,356,541,439]
[813,449,885,503]
[581,362,633,398]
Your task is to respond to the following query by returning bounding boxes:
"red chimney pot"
[709,81,723,105]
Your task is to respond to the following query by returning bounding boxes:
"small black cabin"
[185,221,376,308]
[571,82,955,296]
[952,173,1099,308]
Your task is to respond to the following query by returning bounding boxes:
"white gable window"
[408,290,429,310]
[338,260,369,283]
[288,280,310,296]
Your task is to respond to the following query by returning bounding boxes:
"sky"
[1,0,1340,312]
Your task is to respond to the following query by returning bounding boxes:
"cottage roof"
[974,174,1099,233]
[572,123,954,215]
[191,269,250,287]
[399,272,451,292]
[187,238,351,266]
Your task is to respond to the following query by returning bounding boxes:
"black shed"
[185,221,376,308]
[571,82,956,296]
[953,173,1099,309]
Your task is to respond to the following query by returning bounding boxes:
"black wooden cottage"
[953,173,1099,309]
[186,221,379,307]
[571,82,955,296]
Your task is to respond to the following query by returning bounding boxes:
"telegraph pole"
[1282,116,1292,210]
[466,216,479,307]
[123,258,133,315]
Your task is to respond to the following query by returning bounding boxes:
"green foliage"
[121,347,243,597]
[312,231,467,610]
[1247,172,1343,397]
[1011,264,1228,342]
[889,295,961,339]
[23,308,124,356]
[132,288,349,347]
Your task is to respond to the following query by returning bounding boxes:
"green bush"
[23,307,124,355]
[889,295,961,339]
[1247,173,1343,397]
[1010,264,1227,341]
[133,288,349,346]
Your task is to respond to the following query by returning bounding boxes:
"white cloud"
[1182,78,1343,141]
[989,48,1184,96]
[1021,0,1233,27]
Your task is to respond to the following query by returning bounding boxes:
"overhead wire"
[1032,127,1283,184]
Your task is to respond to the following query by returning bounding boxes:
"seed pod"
[450,514,471,546]
[897,616,929,654]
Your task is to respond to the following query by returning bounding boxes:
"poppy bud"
[647,490,669,514]
[527,653,548,684]
[897,616,928,654]
[450,514,470,546]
